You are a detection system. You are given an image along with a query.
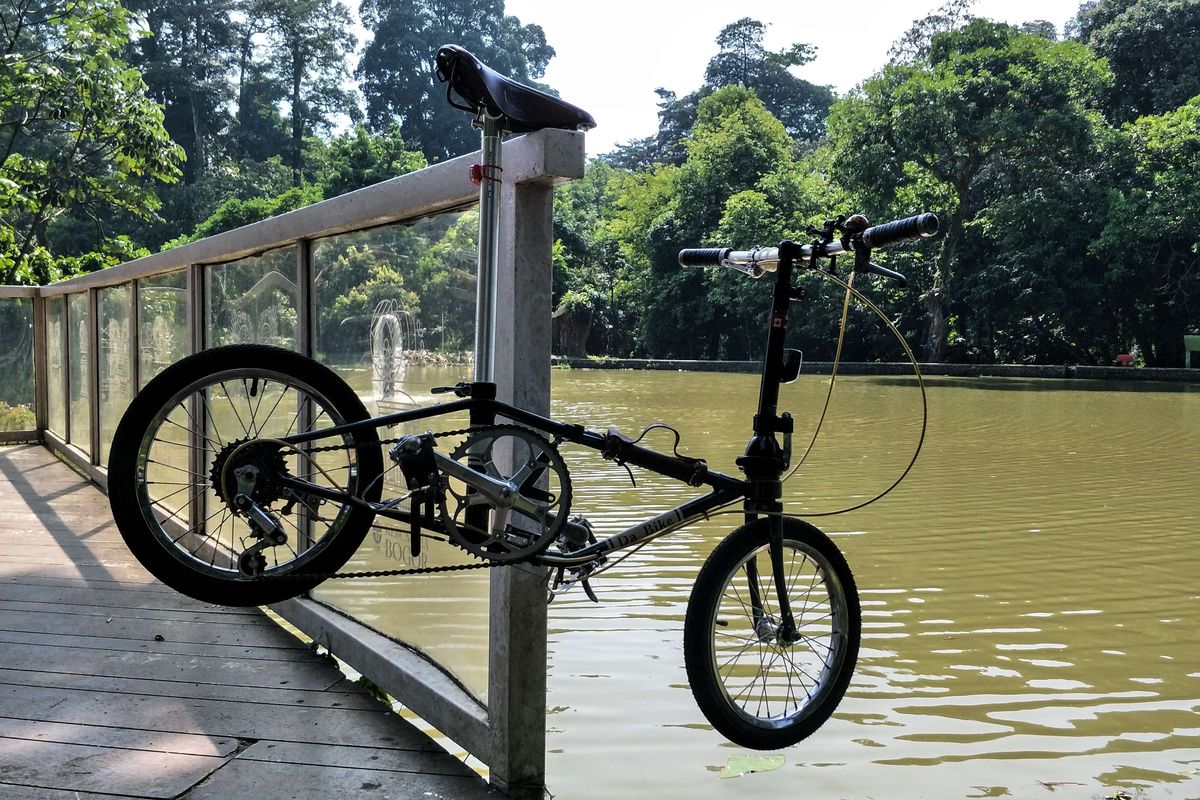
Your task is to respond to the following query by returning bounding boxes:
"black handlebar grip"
[678,247,730,268]
[860,213,939,250]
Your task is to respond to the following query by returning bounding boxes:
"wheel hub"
[210,438,289,507]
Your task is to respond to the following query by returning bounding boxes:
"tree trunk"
[189,90,205,183]
[552,304,592,357]
[237,33,252,127]
[291,42,303,187]
[923,195,969,363]
[924,290,949,362]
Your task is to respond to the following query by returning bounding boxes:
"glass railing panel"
[46,297,66,438]
[0,298,35,432]
[206,247,298,350]
[98,284,133,463]
[138,270,189,387]
[67,293,90,454]
[308,209,488,700]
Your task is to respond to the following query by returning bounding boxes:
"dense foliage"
[0,0,1197,366]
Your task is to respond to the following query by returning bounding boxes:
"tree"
[702,18,833,142]
[257,0,360,185]
[312,125,427,199]
[552,160,633,355]
[357,0,554,162]
[618,18,832,167]
[1095,97,1200,365]
[228,10,290,164]
[829,20,1111,361]
[125,0,240,183]
[1072,0,1200,122]
[632,87,795,359]
[1,0,183,283]
[888,0,977,64]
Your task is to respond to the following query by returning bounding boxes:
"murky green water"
[321,366,1200,799]
[544,370,1200,799]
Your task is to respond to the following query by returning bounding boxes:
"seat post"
[474,114,504,383]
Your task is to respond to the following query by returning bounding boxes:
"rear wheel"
[684,517,860,749]
[107,345,384,606]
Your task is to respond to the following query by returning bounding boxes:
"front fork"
[743,491,799,644]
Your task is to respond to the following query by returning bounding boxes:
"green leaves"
[0,0,183,283]
[357,0,555,162]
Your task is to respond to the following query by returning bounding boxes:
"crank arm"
[432,451,519,508]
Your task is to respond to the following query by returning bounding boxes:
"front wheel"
[684,517,860,750]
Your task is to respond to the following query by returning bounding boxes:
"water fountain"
[371,299,418,413]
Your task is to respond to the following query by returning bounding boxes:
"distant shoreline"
[552,357,1200,384]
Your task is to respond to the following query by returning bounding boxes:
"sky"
[491,0,1089,155]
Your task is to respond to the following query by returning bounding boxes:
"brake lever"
[850,244,907,288]
[856,260,908,288]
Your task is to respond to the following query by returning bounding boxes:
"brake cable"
[779,268,928,516]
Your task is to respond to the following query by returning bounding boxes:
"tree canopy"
[356,0,553,162]
[1,0,183,283]
[2,1,1197,370]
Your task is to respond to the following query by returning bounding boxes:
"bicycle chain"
[263,424,544,583]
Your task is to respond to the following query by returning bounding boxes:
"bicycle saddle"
[435,44,596,134]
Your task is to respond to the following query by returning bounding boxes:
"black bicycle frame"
[279,240,805,620]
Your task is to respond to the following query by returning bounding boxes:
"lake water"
[322,366,1200,799]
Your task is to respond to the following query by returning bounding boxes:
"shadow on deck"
[0,445,500,799]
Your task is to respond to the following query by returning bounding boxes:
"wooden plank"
[0,607,311,649]
[0,598,264,624]
[0,669,379,712]
[0,736,225,798]
[237,740,471,777]
[1,574,182,595]
[0,562,162,584]
[0,784,113,800]
[0,629,312,663]
[0,584,264,615]
[0,717,238,756]
[182,759,503,800]
[0,684,436,751]
[0,642,340,690]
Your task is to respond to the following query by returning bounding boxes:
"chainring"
[440,424,571,563]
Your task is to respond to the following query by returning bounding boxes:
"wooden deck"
[0,445,501,800]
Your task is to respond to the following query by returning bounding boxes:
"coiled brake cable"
[783,268,928,516]
[700,266,928,525]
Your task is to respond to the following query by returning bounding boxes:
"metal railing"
[0,127,586,798]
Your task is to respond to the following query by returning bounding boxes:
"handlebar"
[861,213,939,250]
[678,212,939,281]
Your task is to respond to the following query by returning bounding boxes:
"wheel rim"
[708,538,850,730]
[132,367,365,582]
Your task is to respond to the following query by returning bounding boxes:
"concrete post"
[487,129,584,798]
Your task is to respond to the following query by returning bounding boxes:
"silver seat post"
[474,113,504,383]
